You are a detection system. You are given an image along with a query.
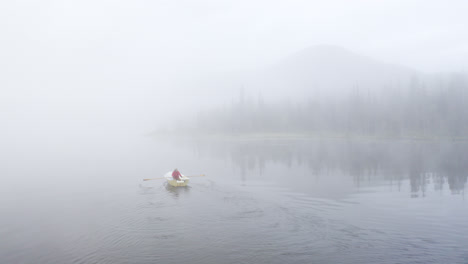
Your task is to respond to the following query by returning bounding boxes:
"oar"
[142,177,165,181]
[142,174,205,181]
[187,174,206,178]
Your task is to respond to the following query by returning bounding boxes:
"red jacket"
[172,170,182,180]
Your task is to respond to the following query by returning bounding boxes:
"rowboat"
[164,171,190,187]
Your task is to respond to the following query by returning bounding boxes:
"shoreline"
[149,131,468,142]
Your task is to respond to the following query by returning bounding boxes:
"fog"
[2,0,468,137]
[2,1,468,263]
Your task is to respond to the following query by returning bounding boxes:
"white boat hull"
[164,172,190,187]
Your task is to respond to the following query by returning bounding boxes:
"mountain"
[166,45,422,117]
[240,45,418,100]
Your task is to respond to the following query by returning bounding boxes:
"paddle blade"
[142,177,165,181]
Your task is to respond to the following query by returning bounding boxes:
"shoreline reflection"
[180,138,467,197]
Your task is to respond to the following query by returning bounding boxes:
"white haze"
[1,0,468,139]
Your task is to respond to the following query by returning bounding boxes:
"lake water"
[1,136,467,263]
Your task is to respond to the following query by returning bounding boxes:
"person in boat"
[172,168,182,180]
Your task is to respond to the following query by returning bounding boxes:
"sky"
[2,0,467,73]
[1,0,468,135]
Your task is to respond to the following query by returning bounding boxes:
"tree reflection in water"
[186,138,467,197]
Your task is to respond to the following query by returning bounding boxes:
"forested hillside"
[193,74,468,138]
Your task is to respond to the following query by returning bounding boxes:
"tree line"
[193,74,468,138]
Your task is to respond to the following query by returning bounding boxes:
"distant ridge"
[241,44,418,99]
[169,45,423,109]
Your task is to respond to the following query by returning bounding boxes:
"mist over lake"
[1,135,467,264]
[2,0,468,263]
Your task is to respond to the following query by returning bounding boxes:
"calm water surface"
[1,136,467,263]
